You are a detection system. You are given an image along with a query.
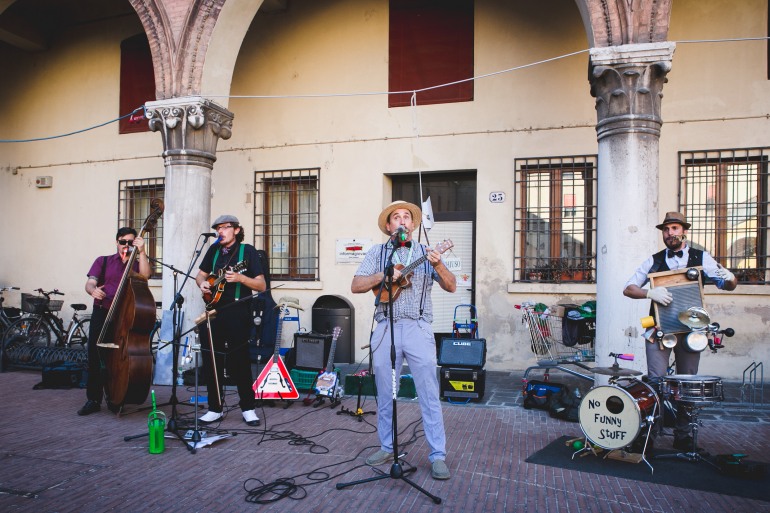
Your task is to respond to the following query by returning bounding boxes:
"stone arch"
[574,0,673,47]
[130,0,265,107]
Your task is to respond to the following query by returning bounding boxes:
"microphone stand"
[122,235,211,454]
[338,341,376,421]
[336,236,442,504]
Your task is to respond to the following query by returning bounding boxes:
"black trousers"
[85,306,107,403]
[198,314,255,413]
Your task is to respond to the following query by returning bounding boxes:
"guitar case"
[250,249,279,363]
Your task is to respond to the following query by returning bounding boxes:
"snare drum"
[663,375,723,404]
[578,379,659,450]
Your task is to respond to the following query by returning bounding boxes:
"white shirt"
[624,244,723,289]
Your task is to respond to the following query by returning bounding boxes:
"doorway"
[391,171,477,340]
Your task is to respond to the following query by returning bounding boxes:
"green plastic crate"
[290,368,318,391]
[343,374,416,398]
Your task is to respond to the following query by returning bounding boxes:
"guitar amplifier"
[439,366,485,402]
[293,332,332,371]
[648,267,705,334]
[437,338,486,369]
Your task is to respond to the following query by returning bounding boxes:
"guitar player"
[351,200,456,480]
[195,214,266,426]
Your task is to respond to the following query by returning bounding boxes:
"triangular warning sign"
[253,355,299,400]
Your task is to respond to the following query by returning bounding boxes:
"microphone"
[211,236,223,246]
[392,225,407,241]
[202,232,217,238]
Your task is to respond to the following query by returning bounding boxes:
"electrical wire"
[3,36,766,145]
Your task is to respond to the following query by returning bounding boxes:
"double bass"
[96,199,163,412]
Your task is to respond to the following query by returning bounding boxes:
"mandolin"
[372,239,454,303]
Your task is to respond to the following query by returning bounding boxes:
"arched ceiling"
[0,0,676,100]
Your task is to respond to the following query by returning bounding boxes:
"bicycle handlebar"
[35,288,65,297]
[0,286,20,292]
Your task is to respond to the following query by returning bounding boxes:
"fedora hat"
[377,201,422,235]
[656,211,691,230]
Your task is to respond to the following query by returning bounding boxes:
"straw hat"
[655,211,691,230]
[377,201,422,235]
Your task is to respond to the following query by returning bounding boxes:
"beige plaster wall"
[0,0,767,378]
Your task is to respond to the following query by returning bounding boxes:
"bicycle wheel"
[66,318,90,348]
[4,316,52,347]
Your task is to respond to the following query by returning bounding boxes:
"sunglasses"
[117,239,134,246]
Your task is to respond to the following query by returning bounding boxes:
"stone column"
[145,96,233,384]
[589,43,675,378]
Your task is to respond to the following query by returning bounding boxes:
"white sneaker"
[242,409,260,426]
[199,410,223,423]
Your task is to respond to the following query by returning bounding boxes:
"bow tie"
[397,241,412,249]
[667,249,684,259]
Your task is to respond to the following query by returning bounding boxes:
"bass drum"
[578,379,659,450]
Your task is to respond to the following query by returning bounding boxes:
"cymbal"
[678,307,710,329]
[591,365,643,376]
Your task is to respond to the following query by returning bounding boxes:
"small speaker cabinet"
[437,338,486,369]
[293,332,332,371]
[648,267,705,334]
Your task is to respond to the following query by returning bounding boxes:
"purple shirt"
[87,253,140,309]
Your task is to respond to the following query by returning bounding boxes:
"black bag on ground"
[548,386,581,422]
[33,361,88,389]
[522,380,565,410]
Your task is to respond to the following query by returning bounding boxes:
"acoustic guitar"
[203,260,248,309]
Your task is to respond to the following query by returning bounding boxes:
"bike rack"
[739,361,764,410]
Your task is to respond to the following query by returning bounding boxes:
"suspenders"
[211,244,245,300]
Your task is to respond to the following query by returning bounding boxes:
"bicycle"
[0,286,22,340]
[4,289,91,349]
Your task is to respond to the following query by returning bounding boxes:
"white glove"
[714,265,735,283]
[647,287,673,306]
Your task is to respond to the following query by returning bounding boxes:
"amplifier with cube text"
[293,332,332,371]
[437,337,486,369]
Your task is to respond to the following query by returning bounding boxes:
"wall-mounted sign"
[336,238,373,264]
[443,255,461,272]
[489,191,505,203]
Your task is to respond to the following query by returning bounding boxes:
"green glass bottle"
[148,390,166,454]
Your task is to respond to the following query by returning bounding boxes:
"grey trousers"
[645,338,701,439]
[371,318,447,463]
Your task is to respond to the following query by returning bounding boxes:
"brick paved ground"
[0,366,768,513]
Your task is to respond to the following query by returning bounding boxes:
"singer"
[351,201,456,480]
[77,227,151,416]
[623,211,737,451]
[195,215,266,426]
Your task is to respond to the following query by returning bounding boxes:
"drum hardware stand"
[654,403,720,469]
[336,239,442,504]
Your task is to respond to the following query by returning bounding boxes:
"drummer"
[623,212,738,451]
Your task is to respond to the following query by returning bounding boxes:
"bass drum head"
[578,381,657,450]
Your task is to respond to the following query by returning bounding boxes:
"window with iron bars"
[679,148,768,284]
[253,169,319,281]
[118,178,164,279]
[514,156,597,283]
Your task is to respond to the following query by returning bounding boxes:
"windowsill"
[273,281,324,291]
[507,283,767,295]
[508,282,596,294]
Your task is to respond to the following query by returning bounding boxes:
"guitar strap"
[211,244,245,300]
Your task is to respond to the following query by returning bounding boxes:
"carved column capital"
[589,43,676,140]
[145,96,234,169]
